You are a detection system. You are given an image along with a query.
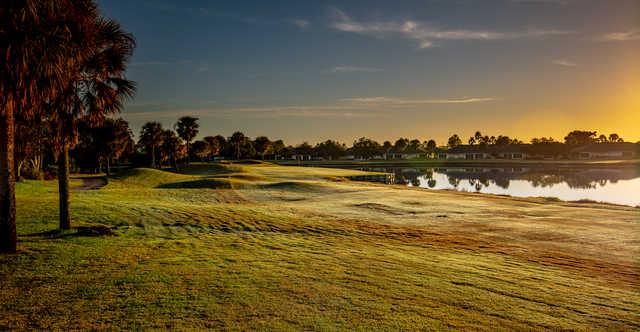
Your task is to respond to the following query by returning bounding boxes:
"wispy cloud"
[598,29,640,42]
[330,65,383,73]
[328,7,574,49]
[289,19,310,29]
[124,95,496,120]
[510,0,571,5]
[552,59,578,67]
[340,96,496,106]
[196,65,210,73]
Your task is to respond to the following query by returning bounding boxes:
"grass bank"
[1,162,638,330]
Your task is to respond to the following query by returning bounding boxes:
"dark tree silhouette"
[253,136,273,160]
[564,130,597,145]
[174,116,199,165]
[229,132,247,160]
[447,135,462,148]
[139,122,164,168]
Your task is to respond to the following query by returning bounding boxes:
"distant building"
[570,143,638,159]
[443,145,491,160]
[492,144,529,160]
[388,148,423,160]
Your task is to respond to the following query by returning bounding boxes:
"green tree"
[203,135,224,159]
[139,122,164,168]
[352,137,381,160]
[160,130,184,168]
[96,118,133,176]
[608,133,623,143]
[447,134,462,148]
[229,131,248,160]
[425,139,437,158]
[253,136,273,160]
[564,130,597,145]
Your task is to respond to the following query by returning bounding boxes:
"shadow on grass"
[155,178,233,189]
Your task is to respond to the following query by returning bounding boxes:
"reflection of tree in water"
[358,166,638,191]
[448,177,460,188]
[495,178,510,189]
[440,167,637,190]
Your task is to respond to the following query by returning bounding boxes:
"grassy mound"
[109,168,193,188]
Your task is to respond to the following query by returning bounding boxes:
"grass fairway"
[1,162,639,330]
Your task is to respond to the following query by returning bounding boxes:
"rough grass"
[1,162,639,330]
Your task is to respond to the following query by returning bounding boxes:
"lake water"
[346,166,640,207]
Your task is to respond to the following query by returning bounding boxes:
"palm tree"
[1,0,101,252]
[51,15,136,231]
[139,122,164,168]
[174,116,199,165]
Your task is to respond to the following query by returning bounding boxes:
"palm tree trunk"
[0,104,17,253]
[186,142,190,166]
[58,144,71,230]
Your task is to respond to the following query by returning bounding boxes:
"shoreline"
[273,158,640,168]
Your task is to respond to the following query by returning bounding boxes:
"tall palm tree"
[174,116,199,165]
[139,122,164,168]
[1,0,99,252]
[51,15,136,231]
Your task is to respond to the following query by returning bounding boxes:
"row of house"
[441,142,638,160]
[284,142,639,161]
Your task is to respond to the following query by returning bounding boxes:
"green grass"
[1,162,639,330]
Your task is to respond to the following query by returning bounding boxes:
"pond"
[347,166,640,207]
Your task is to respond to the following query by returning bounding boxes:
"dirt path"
[74,177,108,191]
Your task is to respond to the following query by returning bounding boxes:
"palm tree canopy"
[175,116,200,143]
[1,0,98,116]
[139,121,164,150]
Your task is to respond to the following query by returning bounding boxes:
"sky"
[98,0,640,145]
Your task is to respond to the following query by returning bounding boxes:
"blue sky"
[99,0,640,144]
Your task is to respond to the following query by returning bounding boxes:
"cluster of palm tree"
[138,117,199,169]
[1,0,136,253]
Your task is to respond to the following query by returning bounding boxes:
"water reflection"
[349,166,640,206]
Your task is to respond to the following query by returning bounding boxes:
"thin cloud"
[598,29,640,42]
[552,59,578,67]
[328,7,574,49]
[330,66,383,73]
[289,19,310,29]
[510,0,571,5]
[124,95,495,120]
[340,96,496,106]
[196,65,210,73]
